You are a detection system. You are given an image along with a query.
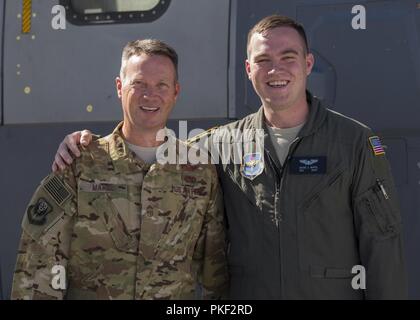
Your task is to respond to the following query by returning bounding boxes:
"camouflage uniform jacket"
[11,123,228,300]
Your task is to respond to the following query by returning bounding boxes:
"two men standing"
[13,15,407,299]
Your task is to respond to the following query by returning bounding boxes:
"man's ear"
[245,59,252,80]
[174,82,181,101]
[305,53,315,76]
[115,77,123,99]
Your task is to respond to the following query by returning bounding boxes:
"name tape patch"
[290,156,327,174]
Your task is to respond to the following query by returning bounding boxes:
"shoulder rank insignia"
[27,198,52,225]
[369,136,385,156]
[241,152,264,180]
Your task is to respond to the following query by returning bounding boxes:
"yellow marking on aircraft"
[22,0,32,34]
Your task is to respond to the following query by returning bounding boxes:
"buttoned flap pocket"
[355,180,401,240]
[139,167,211,263]
[300,164,347,213]
[79,180,139,253]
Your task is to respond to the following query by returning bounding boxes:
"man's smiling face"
[246,26,314,113]
[116,53,179,133]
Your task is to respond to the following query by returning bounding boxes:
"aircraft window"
[61,0,170,25]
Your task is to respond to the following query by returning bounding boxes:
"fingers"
[80,130,93,147]
[65,132,82,158]
[51,130,91,173]
[54,152,68,171]
[59,141,75,164]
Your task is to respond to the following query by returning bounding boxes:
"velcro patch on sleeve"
[42,175,72,206]
[368,136,386,156]
[27,197,52,226]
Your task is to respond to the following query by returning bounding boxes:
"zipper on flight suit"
[266,150,281,227]
[266,136,302,225]
[376,179,389,199]
[266,136,301,299]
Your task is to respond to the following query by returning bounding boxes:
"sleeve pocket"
[356,181,401,240]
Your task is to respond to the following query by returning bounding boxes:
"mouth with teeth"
[267,80,290,88]
[140,106,160,113]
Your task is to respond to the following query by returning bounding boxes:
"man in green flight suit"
[50,15,407,299]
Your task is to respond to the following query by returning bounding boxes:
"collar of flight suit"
[251,91,328,135]
[250,90,329,170]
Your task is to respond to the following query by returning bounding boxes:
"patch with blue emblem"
[241,152,264,180]
[290,156,327,174]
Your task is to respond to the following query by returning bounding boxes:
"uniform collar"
[105,122,189,174]
[105,121,149,174]
[252,90,328,138]
[250,91,328,170]
[299,91,328,137]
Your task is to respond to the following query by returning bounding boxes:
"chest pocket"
[78,180,141,253]
[299,163,347,213]
[139,181,208,262]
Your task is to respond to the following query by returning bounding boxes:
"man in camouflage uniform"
[11,39,228,300]
[51,16,407,299]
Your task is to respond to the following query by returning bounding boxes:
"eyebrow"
[131,78,145,83]
[281,49,299,55]
[131,77,173,85]
[253,53,270,60]
[253,49,300,60]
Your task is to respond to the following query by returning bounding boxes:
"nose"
[140,87,156,99]
[267,60,286,75]
[268,64,283,75]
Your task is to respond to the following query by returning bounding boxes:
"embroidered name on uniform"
[172,185,204,197]
[91,183,118,192]
[369,136,385,156]
[290,156,327,174]
[79,180,127,193]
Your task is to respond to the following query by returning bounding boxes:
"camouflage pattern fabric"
[11,122,228,300]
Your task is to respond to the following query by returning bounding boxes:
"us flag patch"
[369,136,385,156]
